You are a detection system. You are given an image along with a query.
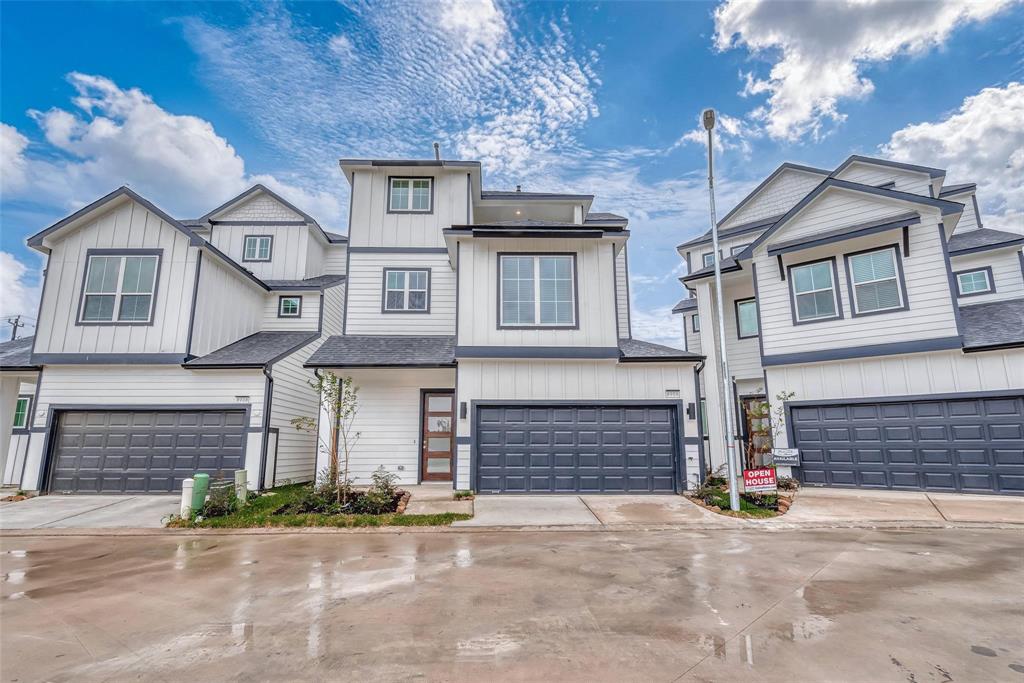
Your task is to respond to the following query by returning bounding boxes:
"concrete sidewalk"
[0,495,179,529]
[455,495,732,527]
[782,487,1024,525]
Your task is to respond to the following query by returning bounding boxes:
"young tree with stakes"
[292,372,360,504]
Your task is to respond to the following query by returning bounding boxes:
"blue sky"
[2,0,1022,343]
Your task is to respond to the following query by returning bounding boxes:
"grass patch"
[701,489,779,518]
[167,483,472,529]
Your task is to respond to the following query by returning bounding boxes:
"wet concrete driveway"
[2,529,1022,681]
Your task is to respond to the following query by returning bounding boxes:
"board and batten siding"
[262,292,321,331]
[457,237,619,347]
[20,365,267,490]
[951,249,1024,305]
[721,168,825,229]
[267,335,325,485]
[764,348,1024,449]
[345,252,456,335]
[314,368,457,486]
[321,283,345,335]
[454,359,700,490]
[189,254,265,357]
[323,244,348,275]
[615,247,630,338]
[33,199,197,355]
[348,168,469,249]
[833,161,933,196]
[209,224,318,281]
[4,434,30,486]
[755,201,957,357]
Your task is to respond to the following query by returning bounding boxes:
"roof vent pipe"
[433,142,440,160]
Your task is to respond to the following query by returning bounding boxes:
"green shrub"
[201,481,239,518]
[351,467,401,514]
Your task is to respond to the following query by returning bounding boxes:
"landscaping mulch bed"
[688,479,797,519]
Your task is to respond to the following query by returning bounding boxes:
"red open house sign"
[743,467,777,493]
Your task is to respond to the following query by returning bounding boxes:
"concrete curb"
[2,519,1022,537]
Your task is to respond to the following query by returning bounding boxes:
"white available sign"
[770,448,800,466]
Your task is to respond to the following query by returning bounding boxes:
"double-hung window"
[956,268,993,296]
[383,269,429,312]
[735,298,759,338]
[243,235,273,262]
[79,251,160,324]
[389,178,432,212]
[499,254,576,327]
[278,296,302,317]
[12,396,30,429]
[847,247,904,315]
[789,259,840,323]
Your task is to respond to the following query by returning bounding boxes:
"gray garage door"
[49,409,247,494]
[792,395,1024,495]
[474,404,680,494]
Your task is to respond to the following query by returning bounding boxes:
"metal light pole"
[703,108,741,512]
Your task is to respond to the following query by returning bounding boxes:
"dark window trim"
[842,243,910,318]
[734,297,759,339]
[76,248,163,327]
[386,176,435,214]
[730,243,750,256]
[786,255,844,326]
[953,266,996,297]
[496,252,580,330]
[277,295,303,318]
[12,394,32,432]
[691,313,700,333]
[242,234,274,262]
[702,251,720,268]
[381,267,432,314]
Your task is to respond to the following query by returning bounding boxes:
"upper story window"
[691,314,700,333]
[735,298,759,338]
[12,396,30,429]
[955,268,993,296]
[278,296,302,317]
[730,243,750,256]
[702,251,717,268]
[243,235,273,262]
[846,246,905,315]
[79,251,160,325]
[389,177,433,213]
[789,258,840,323]
[383,269,430,312]
[499,254,576,328]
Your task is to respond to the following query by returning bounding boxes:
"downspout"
[693,360,706,484]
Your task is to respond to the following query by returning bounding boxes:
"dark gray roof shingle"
[939,183,976,197]
[306,335,457,368]
[948,228,1024,255]
[618,338,702,361]
[673,298,698,313]
[264,274,347,290]
[959,299,1024,351]
[681,256,742,282]
[324,231,348,243]
[677,214,783,250]
[186,331,318,368]
[585,212,628,223]
[0,337,38,370]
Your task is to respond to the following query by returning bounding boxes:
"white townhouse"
[1,157,705,496]
[674,155,1024,495]
[0,184,347,494]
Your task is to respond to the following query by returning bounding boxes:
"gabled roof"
[199,184,316,224]
[743,178,964,256]
[27,186,204,252]
[677,214,783,250]
[306,335,457,368]
[618,338,702,362]
[715,163,830,229]
[185,331,319,369]
[831,155,946,179]
[0,337,39,371]
[960,299,1024,352]
[948,228,1024,256]
[672,297,698,313]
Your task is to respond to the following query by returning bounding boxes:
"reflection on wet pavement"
[1,528,1021,681]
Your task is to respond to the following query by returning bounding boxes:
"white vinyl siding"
[721,168,827,229]
[267,335,325,485]
[345,252,455,335]
[951,249,1024,305]
[848,247,903,314]
[832,161,933,196]
[791,260,839,321]
[32,199,197,355]
[189,254,264,356]
[499,254,575,327]
[323,245,348,275]
[348,168,468,249]
[615,247,630,338]
[945,191,981,231]
[457,238,618,348]
[262,292,319,331]
[321,283,345,335]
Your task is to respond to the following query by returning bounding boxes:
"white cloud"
[328,33,356,60]
[629,304,685,348]
[0,251,43,337]
[675,111,759,157]
[4,72,343,226]
[714,0,1017,140]
[438,0,509,55]
[880,82,1024,233]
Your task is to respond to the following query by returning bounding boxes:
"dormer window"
[388,177,433,213]
[243,235,273,262]
[78,250,160,325]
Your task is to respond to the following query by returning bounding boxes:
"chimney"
[516,184,522,192]
[433,142,440,161]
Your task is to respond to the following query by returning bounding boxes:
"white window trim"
[789,259,841,323]
[278,296,302,317]
[388,177,433,213]
[78,252,160,325]
[383,269,430,312]
[498,254,577,328]
[243,235,273,262]
[955,269,992,296]
[846,246,906,316]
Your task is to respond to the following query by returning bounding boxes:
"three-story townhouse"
[675,155,1024,495]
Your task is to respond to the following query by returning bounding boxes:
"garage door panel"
[50,409,246,494]
[795,395,1024,495]
[475,404,680,494]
